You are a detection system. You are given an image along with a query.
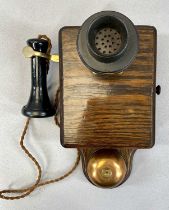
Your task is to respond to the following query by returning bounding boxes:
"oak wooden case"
[59,26,156,149]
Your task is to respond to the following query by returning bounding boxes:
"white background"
[0,0,169,209]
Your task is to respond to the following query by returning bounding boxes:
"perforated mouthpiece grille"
[95,27,122,55]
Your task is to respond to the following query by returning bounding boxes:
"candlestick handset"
[22,38,55,118]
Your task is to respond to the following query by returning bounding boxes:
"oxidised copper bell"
[22,38,56,118]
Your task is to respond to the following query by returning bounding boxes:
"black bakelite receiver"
[22,39,55,118]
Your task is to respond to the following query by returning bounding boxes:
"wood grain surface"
[59,26,156,148]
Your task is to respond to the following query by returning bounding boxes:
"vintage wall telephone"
[0,11,161,200]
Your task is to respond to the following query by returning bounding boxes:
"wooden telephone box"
[59,11,157,187]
